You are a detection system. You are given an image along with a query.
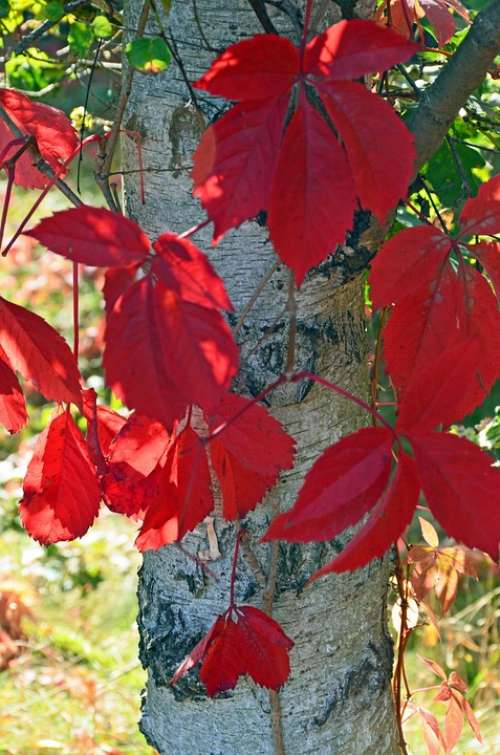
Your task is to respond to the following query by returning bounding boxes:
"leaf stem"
[72,262,79,358]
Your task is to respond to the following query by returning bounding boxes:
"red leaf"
[103,277,188,428]
[152,233,232,311]
[459,174,500,237]
[422,0,458,46]
[194,35,299,101]
[369,226,451,308]
[0,120,45,189]
[473,242,500,303]
[0,296,82,406]
[0,345,27,433]
[20,411,101,543]
[192,95,289,242]
[396,337,481,432]
[81,388,126,474]
[157,282,238,412]
[172,605,293,696]
[263,427,393,542]
[103,412,171,516]
[0,88,77,183]
[319,81,415,221]
[206,394,295,519]
[103,265,140,314]
[383,263,461,395]
[26,206,151,267]
[106,412,171,476]
[410,432,500,561]
[309,452,419,578]
[136,426,213,549]
[304,19,419,80]
[95,406,127,456]
[268,98,356,284]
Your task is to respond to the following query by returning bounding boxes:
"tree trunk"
[122,1,399,752]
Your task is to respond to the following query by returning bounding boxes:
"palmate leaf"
[370,174,500,432]
[193,19,418,284]
[264,427,499,576]
[172,605,293,696]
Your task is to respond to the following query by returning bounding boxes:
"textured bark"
[122,1,399,752]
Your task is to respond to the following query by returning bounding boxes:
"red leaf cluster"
[370,174,500,432]
[193,20,418,284]
[172,605,293,696]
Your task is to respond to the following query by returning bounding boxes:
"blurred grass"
[0,176,153,754]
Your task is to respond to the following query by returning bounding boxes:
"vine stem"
[292,370,399,438]
[179,217,211,239]
[393,550,410,755]
[228,527,244,608]
[301,0,314,61]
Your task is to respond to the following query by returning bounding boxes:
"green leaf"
[424,140,485,208]
[92,14,113,39]
[125,36,171,74]
[43,1,64,21]
[68,21,94,56]
[0,0,10,18]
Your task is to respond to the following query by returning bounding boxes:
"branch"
[410,0,500,170]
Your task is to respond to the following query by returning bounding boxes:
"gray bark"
[122,1,399,752]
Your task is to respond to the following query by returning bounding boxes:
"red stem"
[0,166,14,251]
[179,218,211,239]
[292,370,399,438]
[72,262,79,358]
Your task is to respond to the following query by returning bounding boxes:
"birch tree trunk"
[122,1,399,752]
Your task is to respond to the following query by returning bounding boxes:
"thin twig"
[0,103,83,208]
[235,261,280,337]
[98,0,151,204]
